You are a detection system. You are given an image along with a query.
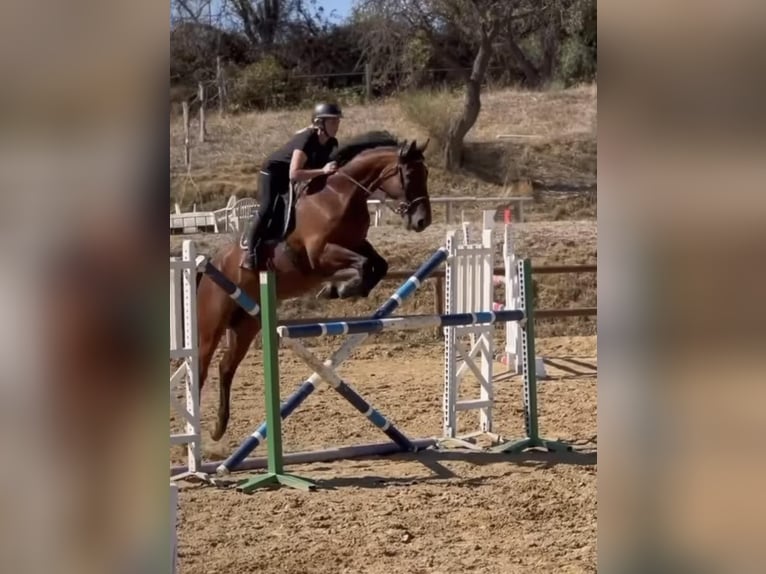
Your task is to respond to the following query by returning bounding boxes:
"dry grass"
[472,83,597,140]
[398,87,463,153]
[170,84,597,214]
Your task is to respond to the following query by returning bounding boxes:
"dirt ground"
[171,333,596,574]
[170,214,597,574]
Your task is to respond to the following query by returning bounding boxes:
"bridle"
[335,159,428,217]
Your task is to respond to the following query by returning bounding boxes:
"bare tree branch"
[172,0,217,23]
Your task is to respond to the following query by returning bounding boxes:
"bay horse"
[196,131,432,441]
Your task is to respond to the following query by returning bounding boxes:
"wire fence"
[172,57,512,114]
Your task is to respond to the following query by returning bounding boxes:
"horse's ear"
[418,138,430,154]
[398,139,409,158]
[405,139,417,158]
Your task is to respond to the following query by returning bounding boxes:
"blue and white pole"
[202,258,260,316]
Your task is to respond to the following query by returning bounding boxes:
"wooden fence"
[313,262,597,323]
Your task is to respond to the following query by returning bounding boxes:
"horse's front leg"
[355,240,388,296]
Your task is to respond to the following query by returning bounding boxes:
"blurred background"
[1,0,766,572]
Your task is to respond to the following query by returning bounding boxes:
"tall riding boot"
[242,170,279,271]
[242,217,264,270]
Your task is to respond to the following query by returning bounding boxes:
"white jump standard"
[441,215,567,451]
[169,241,209,483]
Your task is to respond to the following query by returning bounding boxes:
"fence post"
[216,56,227,115]
[197,82,206,143]
[365,63,372,103]
[182,101,190,169]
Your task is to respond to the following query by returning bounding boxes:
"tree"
[168,0,595,116]
[427,0,509,169]
[497,0,598,87]
[228,0,283,49]
[356,0,519,170]
[171,0,216,25]
[214,0,334,49]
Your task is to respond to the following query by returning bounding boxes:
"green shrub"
[557,37,596,86]
[400,32,433,89]
[229,56,303,111]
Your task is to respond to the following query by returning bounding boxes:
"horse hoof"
[336,279,368,299]
[316,283,339,299]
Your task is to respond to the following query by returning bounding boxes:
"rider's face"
[323,118,340,138]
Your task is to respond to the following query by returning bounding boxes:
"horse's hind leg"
[197,278,230,395]
[313,243,373,300]
[211,316,261,442]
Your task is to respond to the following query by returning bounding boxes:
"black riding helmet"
[312,102,343,121]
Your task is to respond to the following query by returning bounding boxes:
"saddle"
[298,173,330,196]
[237,176,327,269]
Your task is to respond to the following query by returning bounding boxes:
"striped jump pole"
[277,309,526,340]
[216,246,449,475]
[280,338,414,450]
[201,258,260,317]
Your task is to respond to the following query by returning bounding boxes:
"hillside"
[170,84,597,220]
[170,84,597,338]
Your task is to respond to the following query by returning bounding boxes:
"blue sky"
[317,0,355,22]
[174,1,357,27]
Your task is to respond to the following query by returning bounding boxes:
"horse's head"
[332,131,433,232]
[379,139,432,232]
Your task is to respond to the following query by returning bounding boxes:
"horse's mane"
[331,130,401,167]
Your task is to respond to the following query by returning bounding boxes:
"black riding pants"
[247,166,288,250]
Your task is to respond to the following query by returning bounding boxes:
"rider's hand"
[322,161,338,174]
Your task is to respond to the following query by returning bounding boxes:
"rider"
[242,102,343,270]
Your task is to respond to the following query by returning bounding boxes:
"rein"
[335,162,427,216]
